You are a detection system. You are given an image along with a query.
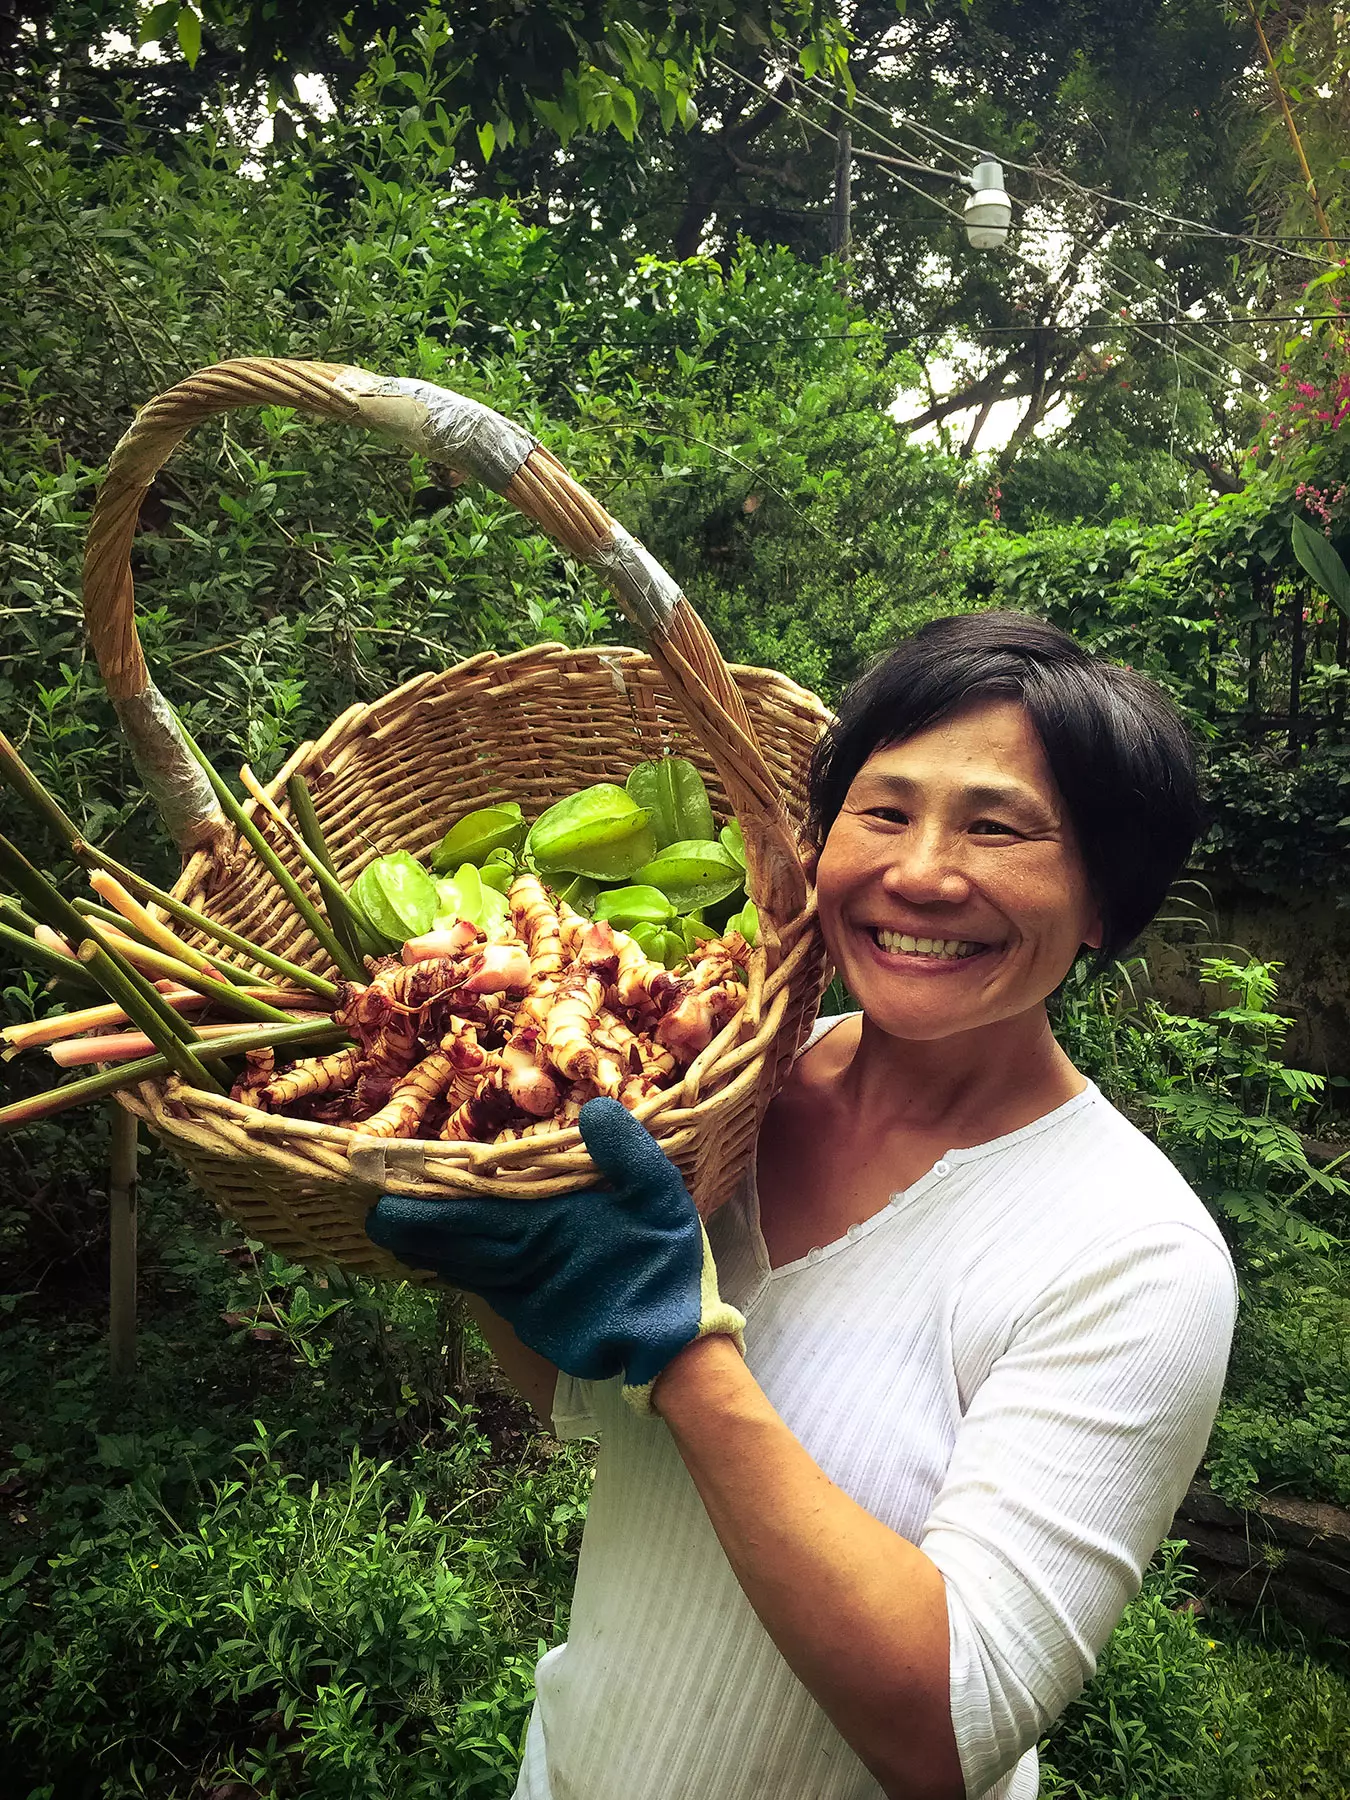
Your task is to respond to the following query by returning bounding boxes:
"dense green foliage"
[1052,954,1350,1511]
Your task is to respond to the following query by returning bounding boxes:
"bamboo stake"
[75,846,339,1000]
[86,870,253,985]
[77,941,225,1091]
[0,1019,349,1133]
[108,1102,138,1380]
[172,719,364,981]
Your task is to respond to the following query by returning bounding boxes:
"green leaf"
[476,120,495,163]
[138,0,178,45]
[176,4,201,67]
[1291,516,1350,619]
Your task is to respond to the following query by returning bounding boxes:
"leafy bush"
[1,1416,591,1799]
[1039,1544,1261,1800]
[1054,952,1350,1510]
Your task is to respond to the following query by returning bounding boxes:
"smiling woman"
[367,612,1236,1800]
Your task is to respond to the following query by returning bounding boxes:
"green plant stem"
[0,893,41,934]
[172,718,363,981]
[0,828,97,946]
[71,916,299,1023]
[76,897,255,987]
[77,941,226,1091]
[286,772,374,965]
[75,845,340,1001]
[0,916,103,995]
[0,834,196,1019]
[0,727,84,845]
[0,1019,350,1134]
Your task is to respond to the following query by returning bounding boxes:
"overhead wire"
[811,75,1329,269]
[711,54,1301,388]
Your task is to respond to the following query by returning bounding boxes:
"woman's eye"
[865,807,908,824]
[970,819,1020,837]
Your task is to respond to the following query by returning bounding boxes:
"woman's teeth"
[872,929,983,959]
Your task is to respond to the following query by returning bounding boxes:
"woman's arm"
[655,1333,966,1800]
[463,1294,561,1427]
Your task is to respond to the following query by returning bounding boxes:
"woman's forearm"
[654,1334,966,1800]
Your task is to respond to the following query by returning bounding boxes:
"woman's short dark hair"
[807,611,1204,968]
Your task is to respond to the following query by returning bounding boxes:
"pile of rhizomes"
[233,873,750,1142]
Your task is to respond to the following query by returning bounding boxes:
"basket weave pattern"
[82,361,832,1277]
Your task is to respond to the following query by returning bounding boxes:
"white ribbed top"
[513,1016,1238,1800]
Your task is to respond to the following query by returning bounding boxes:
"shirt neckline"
[748,1011,1101,1280]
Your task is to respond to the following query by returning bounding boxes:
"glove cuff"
[622,1221,746,1416]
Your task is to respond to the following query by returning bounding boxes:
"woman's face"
[813,697,1102,1043]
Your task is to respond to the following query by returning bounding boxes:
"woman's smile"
[815,697,1102,1039]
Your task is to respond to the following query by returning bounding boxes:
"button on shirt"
[514,1015,1237,1800]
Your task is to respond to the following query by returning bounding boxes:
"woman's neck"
[836,1003,1085,1144]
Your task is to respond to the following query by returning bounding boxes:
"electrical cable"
[816,76,1329,268]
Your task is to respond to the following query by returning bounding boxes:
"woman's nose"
[880,828,971,905]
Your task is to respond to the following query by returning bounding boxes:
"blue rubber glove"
[364,1097,746,1413]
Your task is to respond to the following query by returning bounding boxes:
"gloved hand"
[364,1096,746,1413]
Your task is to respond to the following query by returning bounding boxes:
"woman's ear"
[1082,909,1104,952]
[798,837,820,885]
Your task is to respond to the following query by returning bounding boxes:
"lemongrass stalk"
[73,846,339,1001]
[235,763,371,969]
[77,941,224,1091]
[0,728,83,845]
[0,893,40,934]
[0,1019,349,1134]
[86,932,296,1024]
[86,870,253,987]
[0,830,99,947]
[0,733,339,996]
[53,1020,316,1067]
[34,923,76,958]
[3,992,212,1053]
[70,910,292,1021]
[0,915,103,995]
[172,720,362,981]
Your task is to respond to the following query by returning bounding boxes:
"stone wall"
[1143,877,1350,1081]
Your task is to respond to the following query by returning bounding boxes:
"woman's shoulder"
[997,1084,1235,1287]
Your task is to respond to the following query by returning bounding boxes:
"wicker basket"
[81,359,832,1277]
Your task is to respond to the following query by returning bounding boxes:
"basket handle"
[83,358,809,923]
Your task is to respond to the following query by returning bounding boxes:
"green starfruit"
[724,900,759,946]
[526,784,656,881]
[626,757,715,850]
[554,873,600,913]
[593,885,677,931]
[633,839,745,913]
[351,851,439,943]
[432,803,526,873]
[631,922,688,969]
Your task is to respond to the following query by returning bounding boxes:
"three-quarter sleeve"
[919,1224,1237,1797]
